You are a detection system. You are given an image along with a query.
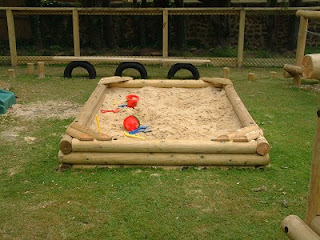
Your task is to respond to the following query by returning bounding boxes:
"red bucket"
[123,116,140,131]
[126,94,139,108]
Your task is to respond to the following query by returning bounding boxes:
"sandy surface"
[90,86,241,140]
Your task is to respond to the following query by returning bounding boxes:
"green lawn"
[0,64,319,239]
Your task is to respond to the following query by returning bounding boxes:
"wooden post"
[6,9,17,67]
[8,69,15,80]
[38,62,45,78]
[248,72,256,81]
[306,110,320,225]
[237,9,246,68]
[27,63,34,75]
[223,67,230,78]
[270,71,277,78]
[295,16,308,86]
[162,9,169,67]
[72,9,80,57]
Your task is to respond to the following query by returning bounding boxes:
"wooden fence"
[1,6,320,67]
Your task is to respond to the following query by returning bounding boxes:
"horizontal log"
[296,10,320,20]
[233,130,262,142]
[66,127,94,141]
[74,84,106,126]
[59,134,73,154]
[283,64,303,75]
[58,151,270,166]
[98,76,132,85]
[311,216,320,236]
[52,56,211,65]
[70,123,112,141]
[257,136,270,156]
[224,85,256,127]
[282,215,320,240]
[302,54,320,80]
[109,80,211,88]
[283,70,293,78]
[213,125,260,142]
[72,139,258,154]
[200,77,233,87]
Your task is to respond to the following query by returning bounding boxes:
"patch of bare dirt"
[0,126,26,142]
[300,83,320,92]
[5,101,81,119]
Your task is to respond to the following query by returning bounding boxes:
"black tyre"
[64,61,96,79]
[167,63,200,80]
[115,62,148,79]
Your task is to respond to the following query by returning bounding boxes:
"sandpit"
[58,77,270,169]
[91,86,241,141]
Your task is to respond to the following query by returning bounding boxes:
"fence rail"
[1,7,320,67]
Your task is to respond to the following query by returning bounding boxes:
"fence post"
[162,9,169,61]
[296,16,308,66]
[294,16,308,87]
[73,9,81,57]
[237,9,246,68]
[305,110,320,225]
[6,9,18,67]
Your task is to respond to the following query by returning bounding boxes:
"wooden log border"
[58,78,270,168]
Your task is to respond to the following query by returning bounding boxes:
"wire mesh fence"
[0,7,319,67]
[0,10,10,57]
[15,14,73,57]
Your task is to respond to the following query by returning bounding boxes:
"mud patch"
[300,83,320,92]
[6,101,81,119]
[0,126,26,142]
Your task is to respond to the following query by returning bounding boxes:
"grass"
[0,64,319,239]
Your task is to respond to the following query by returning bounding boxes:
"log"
[74,84,106,126]
[66,126,94,141]
[294,74,302,87]
[311,216,320,236]
[58,151,270,166]
[302,54,320,80]
[201,77,232,87]
[72,139,258,154]
[98,76,133,85]
[52,56,211,65]
[224,85,256,127]
[8,69,15,80]
[296,10,320,20]
[37,62,45,78]
[248,73,256,81]
[283,70,293,78]
[59,134,73,154]
[283,64,303,75]
[213,125,259,142]
[109,80,211,88]
[70,122,112,141]
[233,130,262,142]
[306,110,320,225]
[27,63,34,75]
[282,215,320,240]
[257,136,270,156]
[223,67,230,78]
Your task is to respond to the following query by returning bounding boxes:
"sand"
[90,86,241,140]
